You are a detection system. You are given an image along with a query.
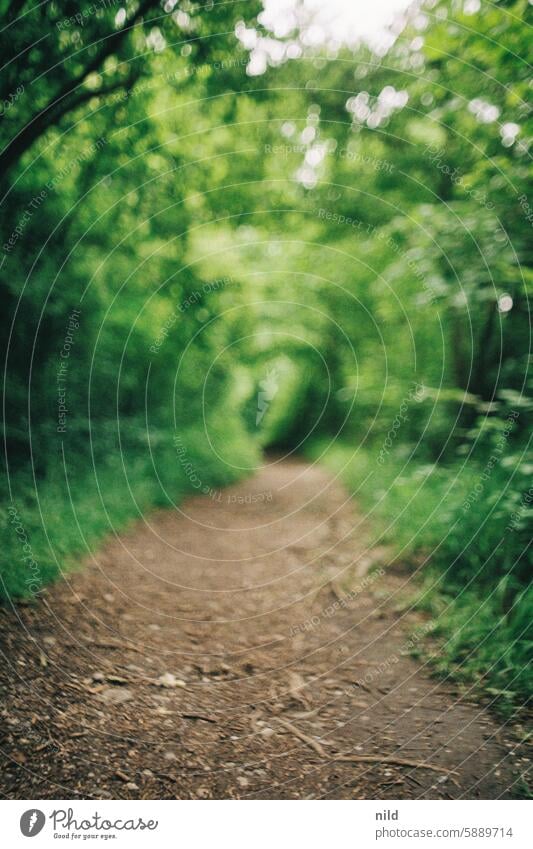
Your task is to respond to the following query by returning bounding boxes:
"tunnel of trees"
[1,0,531,706]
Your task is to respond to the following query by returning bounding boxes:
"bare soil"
[0,459,528,799]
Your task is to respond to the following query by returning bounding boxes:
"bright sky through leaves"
[259,0,414,46]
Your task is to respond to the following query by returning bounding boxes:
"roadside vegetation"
[1,0,530,711]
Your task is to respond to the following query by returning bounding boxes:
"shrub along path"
[0,459,527,799]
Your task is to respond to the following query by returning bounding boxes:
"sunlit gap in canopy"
[240,0,417,75]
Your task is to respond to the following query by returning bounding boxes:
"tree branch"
[0,0,158,177]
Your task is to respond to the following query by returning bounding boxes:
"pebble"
[156,673,186,688]
[99,687,134,705]
[196,788,210,798]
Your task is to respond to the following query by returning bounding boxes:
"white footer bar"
[2,799,531,848]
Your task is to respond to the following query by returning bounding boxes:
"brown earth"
[0,459,528,799]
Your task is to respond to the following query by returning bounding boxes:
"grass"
[1,416,260,602]
[312,438,532,715]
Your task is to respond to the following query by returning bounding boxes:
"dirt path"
[0,459,526,799]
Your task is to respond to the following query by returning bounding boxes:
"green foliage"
[1,416,259,600]
[0,0,530,709]
[316,437,532,709]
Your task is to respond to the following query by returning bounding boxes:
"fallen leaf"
[155,673,186,689]
[99,688,134,705]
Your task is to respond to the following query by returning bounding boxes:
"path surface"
[0,460,526,799]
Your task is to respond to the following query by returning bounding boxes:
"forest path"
[0,459,524,799]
